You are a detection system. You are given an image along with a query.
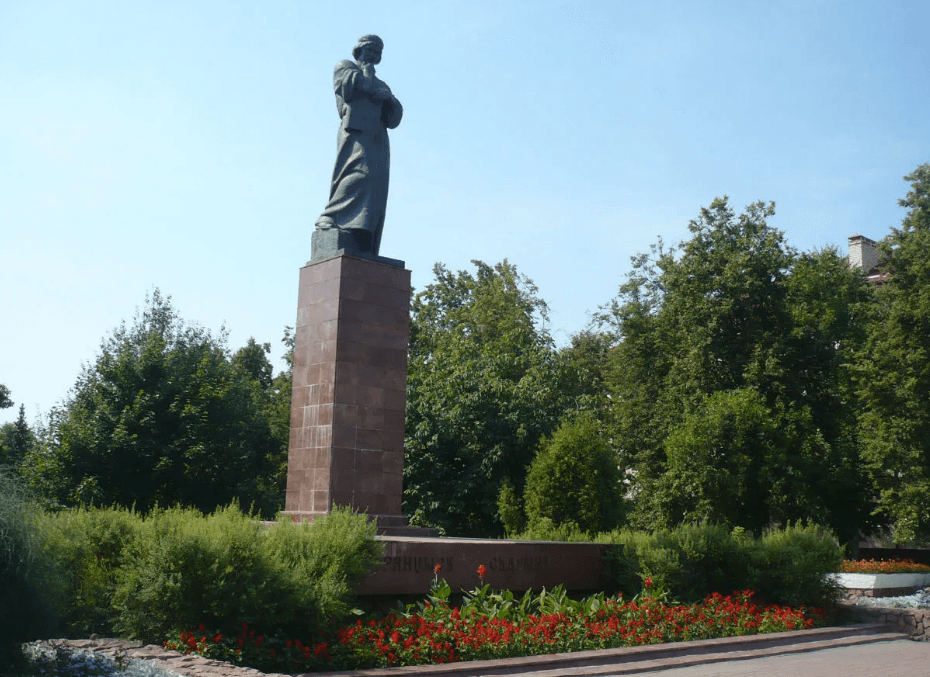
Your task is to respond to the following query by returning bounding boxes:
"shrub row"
[2,495,382,646]
[519,521,843,608]
[0,472,56,659]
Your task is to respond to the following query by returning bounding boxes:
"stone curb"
[45,624,902,677]
[844,605,930,642]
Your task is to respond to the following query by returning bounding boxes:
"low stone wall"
[29,638,290,677]
[355,536,606,596]
[846,605,930,642]
[843,586,927,601]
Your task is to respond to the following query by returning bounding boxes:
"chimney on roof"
[848,235,879,273]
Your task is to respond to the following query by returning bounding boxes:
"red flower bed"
[839,559,930,574]
[164,591,824,673]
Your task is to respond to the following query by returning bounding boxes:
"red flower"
[434,563,442,574]
[477,564,487,580]
[644,577,653,588]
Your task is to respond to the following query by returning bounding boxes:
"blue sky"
[2,0,928,425]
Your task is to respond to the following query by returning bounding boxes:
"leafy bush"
[513,517,593,543]
[748,522,843,608]
[0,471,57,657]
[264,507,382,631]
[110,504,382,643]
[35,505,142,635]
[592,522,841,608]
[112,504,283,641]
[523,412,625,534]
[496,478,525,536]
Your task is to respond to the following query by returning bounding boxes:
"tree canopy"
[403,260,571,536]
[0,406,35,470]
[22,290,283,516]
[0,385,11,410]
[853,164,930,543]
[600,198,872,543]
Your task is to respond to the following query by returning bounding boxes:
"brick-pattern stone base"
[846,605,930,642]
[843,586,927,601]
[284,255,410,530]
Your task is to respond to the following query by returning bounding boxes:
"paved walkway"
[622,638,930,676]
[44,625,930,677]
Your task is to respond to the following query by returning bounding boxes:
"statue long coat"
[315,59,403,256]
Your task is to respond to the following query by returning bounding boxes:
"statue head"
[353,34,384,65]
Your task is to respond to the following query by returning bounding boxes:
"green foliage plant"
[111,504,382,643]
[515,516,593,543]
[0,471,57,659]
[24,290,282,517]
[853,163,930,544]
[748,522,843,609]
[35,505,141,636]
[496,478,525,536]
[404,260,571,536]
[591,522,840,608]
[263,506,382,631]
[1,405,36,469]
[599,199,871,545]
[523,412,625,534]
[112,503,284,642]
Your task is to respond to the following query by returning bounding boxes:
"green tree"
[0,384,11,410]
[0,405,36,469]
[262,327,295,493]
[556,330,614,415]
[853,164,930,543]
[232,333,294,498]
[602,198,871,541]
[522,411,625,534]
[404,261,569,536]
[22,290,281,516]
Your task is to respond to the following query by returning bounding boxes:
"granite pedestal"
[284,254,415,533]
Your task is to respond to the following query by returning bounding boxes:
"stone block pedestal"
[284,255,413,532]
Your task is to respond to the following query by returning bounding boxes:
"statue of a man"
[312,35,403,261]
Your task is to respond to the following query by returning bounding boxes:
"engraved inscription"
[384,555,455,573]
[487,555,549,573]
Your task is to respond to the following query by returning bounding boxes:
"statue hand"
[371,83,393,102]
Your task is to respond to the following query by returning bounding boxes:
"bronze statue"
[312,35,403,261]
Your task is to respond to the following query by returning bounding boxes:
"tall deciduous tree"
[0,385,11,410]
[23,290,281,516]
[853,164,930,543]
[403,261,569,536]
[602,198,871,543]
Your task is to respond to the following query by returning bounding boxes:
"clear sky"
[2,0,928,426]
